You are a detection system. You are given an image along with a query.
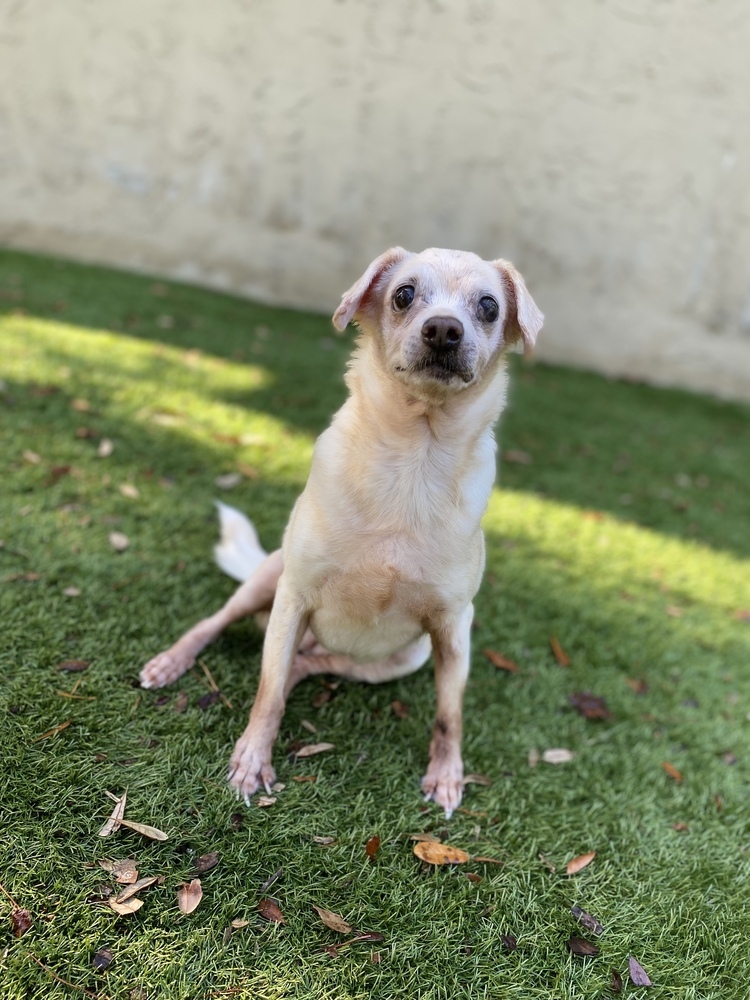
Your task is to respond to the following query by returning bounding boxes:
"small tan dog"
[140,247,542,817]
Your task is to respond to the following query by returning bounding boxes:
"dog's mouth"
[396,353,474,385]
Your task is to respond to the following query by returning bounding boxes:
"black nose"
[421,315,464,350]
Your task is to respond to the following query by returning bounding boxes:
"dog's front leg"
[228,574,309,803]
[421,603,473,819]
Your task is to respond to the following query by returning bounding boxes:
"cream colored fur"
[140,247,542,818]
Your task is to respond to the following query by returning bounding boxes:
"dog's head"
[332,247,543,395]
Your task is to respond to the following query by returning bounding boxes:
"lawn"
[1,249,749,1000]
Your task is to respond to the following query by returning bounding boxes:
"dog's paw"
[139,650,195,689]
[421,759,464,819]
[228,737,276,805]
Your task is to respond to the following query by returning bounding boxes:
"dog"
[140,247,542,817]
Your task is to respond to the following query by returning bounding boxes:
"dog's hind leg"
[139,550,283,690]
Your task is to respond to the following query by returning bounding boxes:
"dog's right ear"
[332,247,411,332]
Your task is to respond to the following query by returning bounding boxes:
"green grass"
[1,249,749,1000]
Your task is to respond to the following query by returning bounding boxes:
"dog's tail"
[213,501,268,582]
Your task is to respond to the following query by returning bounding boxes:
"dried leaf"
[538,853,556,872]
[32,719,73,743]
[177,879,203,915]
[610,969,624,992]
[365,835,380,861]
[672,822,689,832]
[501,933,517,951]
[550,636,570,667]
[312,689,331,708]
[666,605,683,618]
[196,690,220,711]
[92,947,113,970]
[413,841,470,865]
[99,792,127,837]
[312,905,353,934]
[11,908,32,937]
[503,449,532,465]
[108,532,129,552]
[528,747,540,767]
[662,761,683,783]
[625,680,649,700]
[567,851,596,875]
[259,869,283,893]
[63,586,81,597]
[570,905,604,935]
[463,773,492,786]
[55,659,89,672]
[231,918,250,929]
[108,897,143,915]
[257,897,285,923]
[390,700,409,718]
[256,795,277,807]
[294,742,335,758]
[312,836,336,845]
[293,775,317,783]
[301,719,317,733]
[173,691,189,713]
[410,833,440,843]
[97,438,114,458]
[567,936,600,957]
[23,449,41,464]
[215,473,243,490]
[542,748,574,764]
[465,872,482,884]
[118,818,168,841]
[98,858,138,884]
[119,483,140,499]
[483,649,520,673]
[115,876,160,904]
[191,852,219,876]
[472,855,504,865]
[569,691,611,720]
[628,955,653,986]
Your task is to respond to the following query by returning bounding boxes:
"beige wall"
[1,0,749,399]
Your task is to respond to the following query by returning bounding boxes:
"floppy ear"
[332,246,411,332]
[493,259,544,355]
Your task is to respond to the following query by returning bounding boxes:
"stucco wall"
[1,0,749,399]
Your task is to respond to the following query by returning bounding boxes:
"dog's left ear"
[332,246,411,332]
[493,259,544,355]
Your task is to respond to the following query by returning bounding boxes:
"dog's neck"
[344,337,508,449]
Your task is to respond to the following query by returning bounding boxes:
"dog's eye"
[477,296,499,324]
[393,285,415,311]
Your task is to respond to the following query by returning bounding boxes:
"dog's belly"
[306,566,441,663]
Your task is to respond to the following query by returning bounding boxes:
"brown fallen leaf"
[483,649,520,673]
[191,852,219,876]
[98,858,138,884]
[115,876,161,904]
[465,873,482,884]
[662,761,683,783]
[566,851,596,875]
[62,587,81,597]
[610,969,624,992]
[528,747,540,768]
[672,822,689,832]
[92,947,113,971]
[390,700,409,719]
[118,818,168,841]
[501,933,517,951]
[11,908,32,937]
[550,636,570,667]
[108,897,143,915]
[570,905,604,935]
[173,691,189,713]
[413,841,470,865]
[301,719,317,733]
[118,483,139,499]
[99,792,127,837]
[626,677,649,695]
[312,905,353,934]
[293,775,317,783]
[410,833,440,843]
[32,719,73,743]
[569,691,611,721]
[472,855,504,865]
[567,936,600,957]
[463,773,493,786]
[256,795,277,807]
[294,742,335,758]
[55,659,89,673]
[628,955,653,986]
[231,918,250,929]
[312,836,337,845]
[312,689,332,708]
[108,532,129,552]
[97,438,114,458]
[257,897,285,923]
[177,879,203,915]
[542,748,574,764]
[196,690,220,711]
